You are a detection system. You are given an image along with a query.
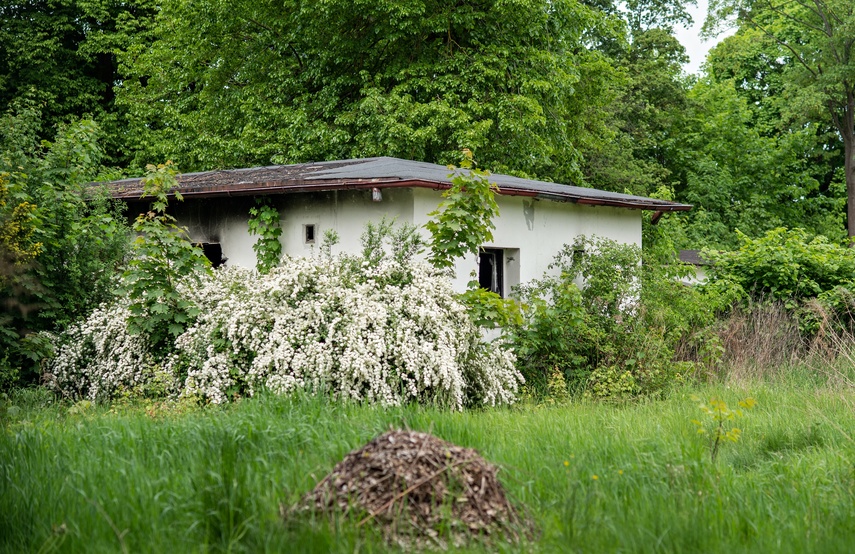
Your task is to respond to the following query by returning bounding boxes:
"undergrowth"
[1,374,853,553]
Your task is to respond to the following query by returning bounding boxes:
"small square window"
[304,224,316,244]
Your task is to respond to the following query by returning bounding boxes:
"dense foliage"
[507,236,727,400]
[115,0,616,183]
[0,0,156,164]
[2,0,850,247]
[706,0,855,238]
[46,224,522,408]
[0,104,129,387]
[4,0,855,404]
[122,161,211,352]
[704,228,855,301]
[666,79,847,249]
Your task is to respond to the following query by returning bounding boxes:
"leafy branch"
[425,149,499,270]
[424,149,520,328]
[123,161,211,352]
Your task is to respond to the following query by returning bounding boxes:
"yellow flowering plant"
[691,396,756,462]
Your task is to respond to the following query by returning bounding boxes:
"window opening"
[478,248,504,297]
[199,242,226,268]
[304,224,316,244]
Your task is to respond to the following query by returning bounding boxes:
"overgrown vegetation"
[1,378,852,553]
[46,222,522,409]
[425,150,520,328]
[0,104,130,389]
[247,200,283,273]
[425,149,499,270]
[493,222,855,404]
[2,0,854,548]
[704,228,855,302]
[122,161,211,352]
[697,228,855,371]
[506,236,724,400]
[4,0,853,245]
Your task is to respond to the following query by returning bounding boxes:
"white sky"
[673,0,735,74]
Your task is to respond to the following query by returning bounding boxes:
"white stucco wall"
[168,189,415,268]
[167,187,642,293]
[412,188,641,293]
[278,188,415,260]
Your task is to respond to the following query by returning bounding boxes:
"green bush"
[700,228,855,347]
[1,104,130,386]
[507,237,649,396]
[122,161,211,354]
[508,236,724,400]
[704,228,855,302]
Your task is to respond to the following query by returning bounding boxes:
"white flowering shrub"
[46,229,523,409]
[170,258,521,408]
[44,304,159,401]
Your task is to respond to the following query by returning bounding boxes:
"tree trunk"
[847,135,855,243]
[844,87,855,243]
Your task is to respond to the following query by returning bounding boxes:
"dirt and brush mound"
[293,429,530,548]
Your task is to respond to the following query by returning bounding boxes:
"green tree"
[581,27,691,196]
[0,103,130,385]
[0,0,156,163]
[703,29,846,230]
[706,0,855,239]
[117,0,620,182]
[581,0,696,35]
[665,77,845,249]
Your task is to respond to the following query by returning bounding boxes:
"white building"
[110,157,691,295]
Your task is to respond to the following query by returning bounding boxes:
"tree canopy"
[706,0,855,238]
[1,0,853,250]
[116,0,623,184]
[0,0,156,164]
[0,102,130,385]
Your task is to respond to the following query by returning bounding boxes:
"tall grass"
[707,299,855,391]
[716,300,805,377]
[2,379,853,553]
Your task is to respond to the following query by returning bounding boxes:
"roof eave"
[114,178,692,212]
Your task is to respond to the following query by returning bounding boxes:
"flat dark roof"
[679,250,711,265]
[105,157,692,212]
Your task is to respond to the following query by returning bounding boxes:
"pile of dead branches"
[293,429,530,549]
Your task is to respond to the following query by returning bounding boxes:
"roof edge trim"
[114,178,692,212]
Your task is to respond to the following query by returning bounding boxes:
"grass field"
[2,374,853,553]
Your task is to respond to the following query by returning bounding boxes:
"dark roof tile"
[105,157,692,212]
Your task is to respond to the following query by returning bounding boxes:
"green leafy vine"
[248,200,282,273]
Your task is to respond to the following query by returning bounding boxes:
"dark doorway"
[478,248,504,297]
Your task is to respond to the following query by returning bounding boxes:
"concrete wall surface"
[157,187,642,293]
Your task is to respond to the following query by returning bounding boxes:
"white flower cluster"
[44,304,157,401]
[47,255,523,409]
